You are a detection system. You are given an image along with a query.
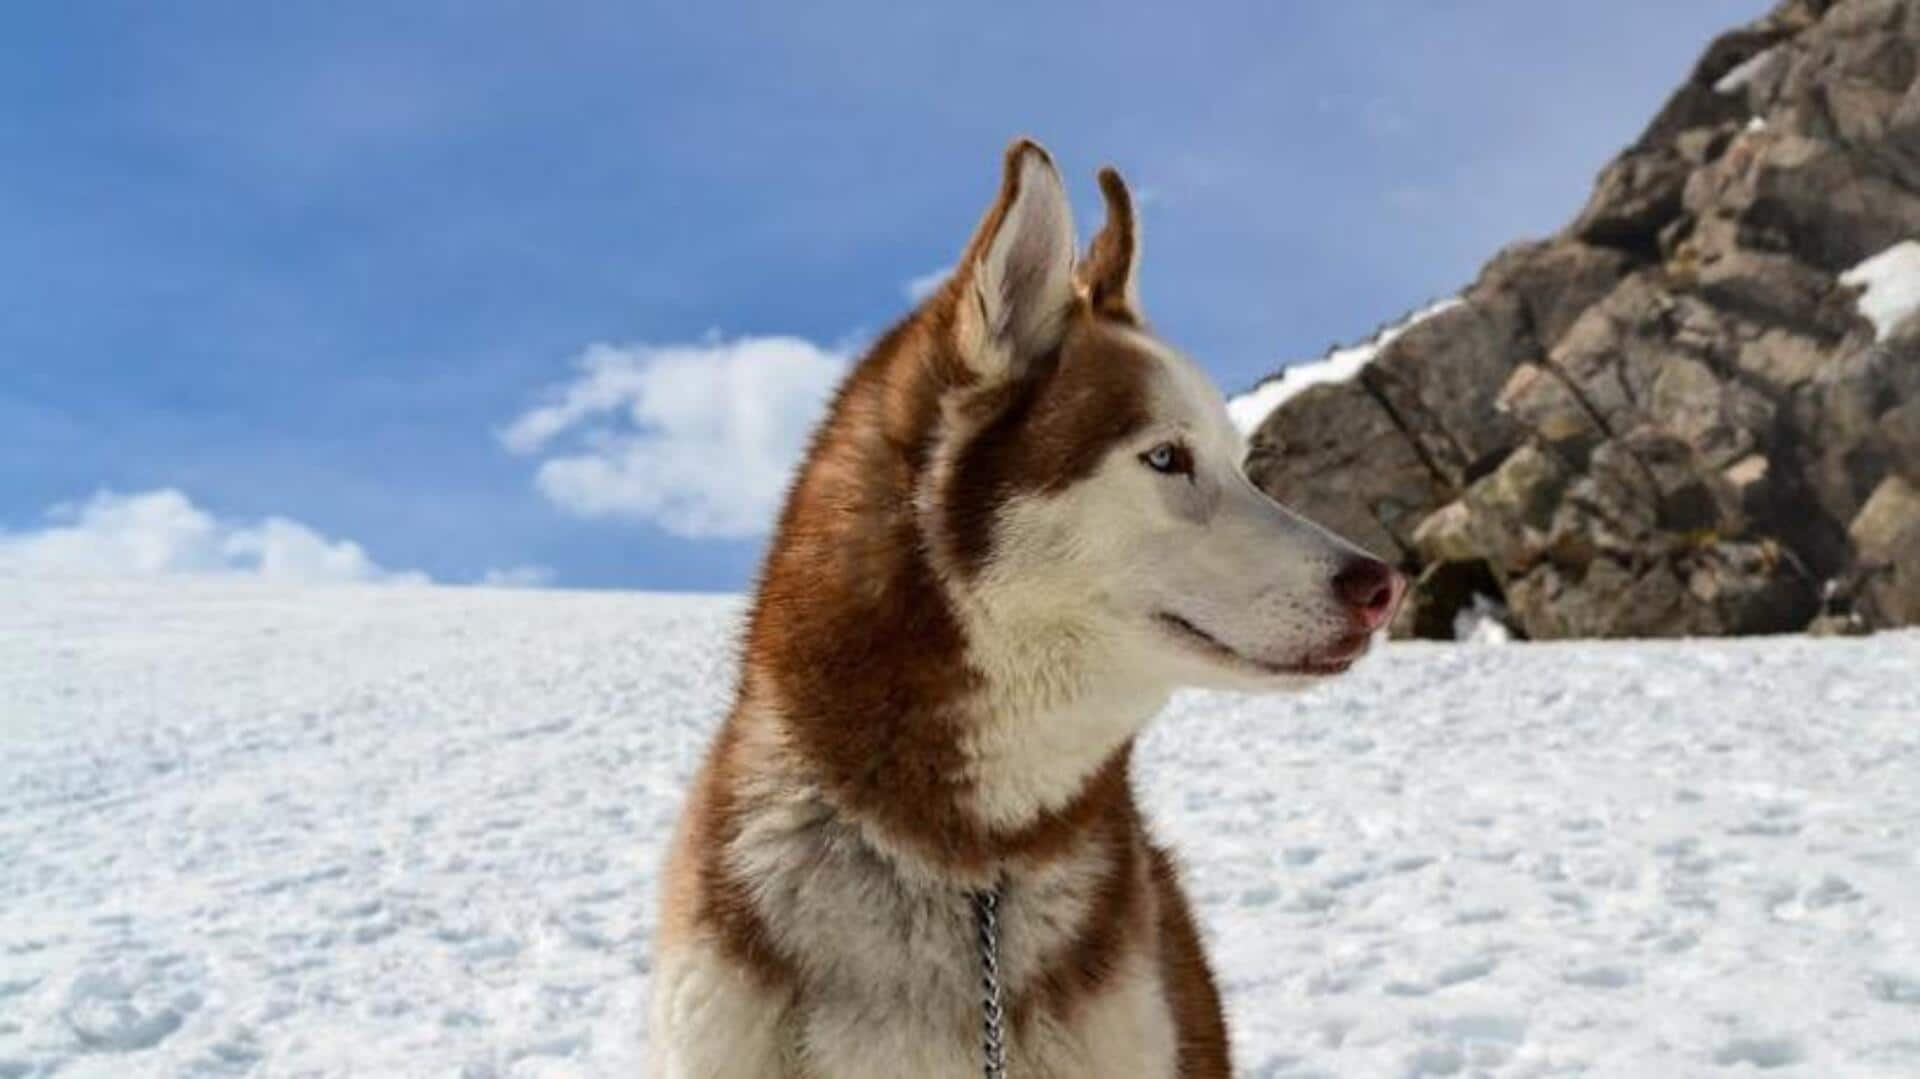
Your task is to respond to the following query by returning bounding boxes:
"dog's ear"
[1077,166,1141,324]
[951,139,1077,385]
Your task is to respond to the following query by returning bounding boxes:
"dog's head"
[920,140,1404,692]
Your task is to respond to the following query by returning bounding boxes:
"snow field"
[3,577,1918,1076]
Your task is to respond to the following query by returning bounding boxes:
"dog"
[650,138,1404,1078]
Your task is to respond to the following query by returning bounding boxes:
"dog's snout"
[1332,557,1403,631]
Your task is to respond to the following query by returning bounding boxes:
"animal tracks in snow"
[1713,1036,1804,1070]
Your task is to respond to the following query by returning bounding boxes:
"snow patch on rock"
[1714,46,1780,95]
[1840,240,1920,341]
[1228,299,1462,435]
[1453,593,1513,645]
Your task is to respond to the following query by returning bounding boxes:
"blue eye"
[1141,442,1192,476]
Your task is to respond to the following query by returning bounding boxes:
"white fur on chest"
[652,934,1176,1079]
[709,784,1177,1078]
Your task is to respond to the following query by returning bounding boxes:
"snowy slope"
[4,578,1920,1077]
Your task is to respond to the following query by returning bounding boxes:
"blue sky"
[1,1,1764,591]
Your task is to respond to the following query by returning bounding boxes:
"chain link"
[972,881,1009,1078]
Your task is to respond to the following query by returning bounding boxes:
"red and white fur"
[650,139,1404,1078]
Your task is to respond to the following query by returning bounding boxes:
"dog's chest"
[734,803,1177,1077]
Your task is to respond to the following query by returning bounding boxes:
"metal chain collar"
[971,880,1009,1078]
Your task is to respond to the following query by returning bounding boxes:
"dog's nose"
[1332,557,1404,631]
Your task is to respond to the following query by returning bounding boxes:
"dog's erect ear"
[952,139,1077,384]
[1077,166,1141,323]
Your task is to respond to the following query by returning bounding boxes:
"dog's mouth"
[1153,611,1369,678]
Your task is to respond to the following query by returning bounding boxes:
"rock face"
[1243,0,1920,639]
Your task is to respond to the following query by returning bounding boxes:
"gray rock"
[1477,241,1634,350]
[1360,294,1533,484]
[1410,444,1570,578]
[1848,475,1920,623]
[1243,0,1920,638]
[1572,149,1693,253]
[1647,354,1776,470]
[1735,326,1842,394]
[1690,248,1862,340]
[1243,379,1444,561]
[1695,131,1920,272]
[1724,453,1775,521]
[1878,398,1920,479]
[1498,362,1602,458]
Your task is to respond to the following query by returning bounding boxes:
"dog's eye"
[1140,441,1193,476]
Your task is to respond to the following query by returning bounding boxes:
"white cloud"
[502,335,850,539]
[478,564,555,588]
[902,267,950,303]
[0,488,428,585]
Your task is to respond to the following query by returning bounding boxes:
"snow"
[1452,593,1513,645]
[1228,299,1462,435]
[5,577,1920,1077]
[1840,241,1920,342]
[1713,46,1780,96]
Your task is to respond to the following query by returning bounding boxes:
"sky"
[1,1,1767,592]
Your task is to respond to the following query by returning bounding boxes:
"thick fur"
[651,140,1390,1078]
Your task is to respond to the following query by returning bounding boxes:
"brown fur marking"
[943,323,1154,576]
[1011,750,1154,1033]
[1079,166,1142,324]
[664,719,802,991]
[1151,843,1232,1077]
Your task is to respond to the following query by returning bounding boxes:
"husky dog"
[651,139,1403,1078]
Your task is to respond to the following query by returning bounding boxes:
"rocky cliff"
[1240,0,1920,639]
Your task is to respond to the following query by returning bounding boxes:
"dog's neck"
[955,599,1170,835]
[744,600,1163,888]
[741,367,1165,882]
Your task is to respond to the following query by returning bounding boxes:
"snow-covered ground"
[4,578,1920,1077]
